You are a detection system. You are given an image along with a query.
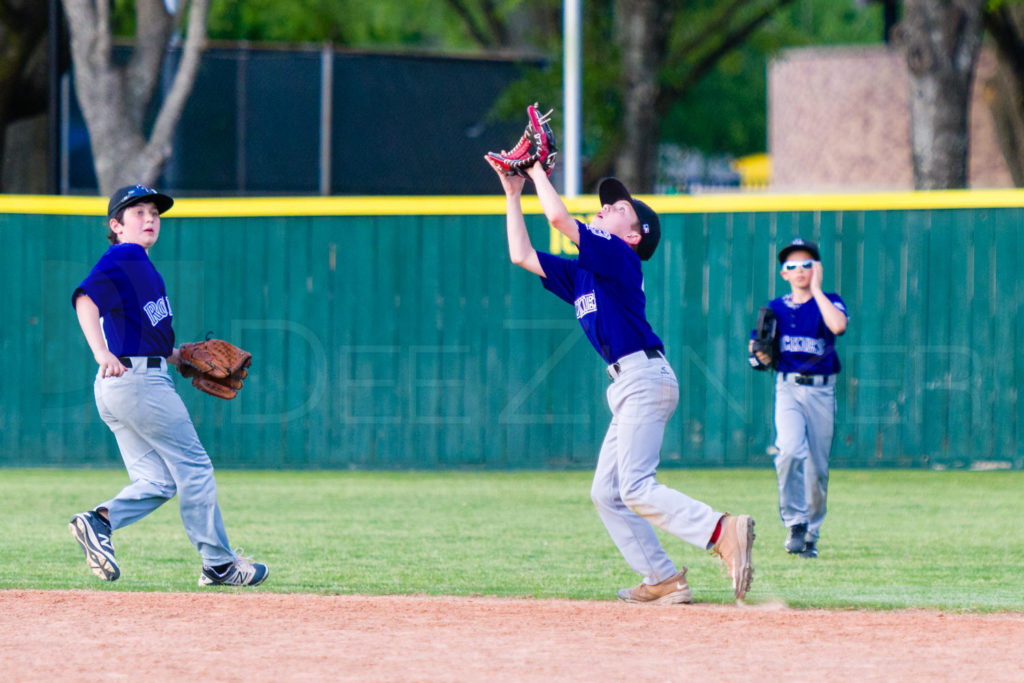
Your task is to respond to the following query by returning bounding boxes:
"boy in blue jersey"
[750,238,848,558]
[487,158,755,602]
[69,184,268,587]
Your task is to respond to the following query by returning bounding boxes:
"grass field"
[3,467,1021,611]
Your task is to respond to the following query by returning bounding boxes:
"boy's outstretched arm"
[527,161,580,245]
[485,157,545,277]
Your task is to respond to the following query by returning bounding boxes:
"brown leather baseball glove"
[178,339,252,400]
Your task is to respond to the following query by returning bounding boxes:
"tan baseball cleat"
[712,514,755,600]
[617,568,692,604]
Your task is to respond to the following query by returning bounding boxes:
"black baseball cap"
[778,237,820,263]
[107,184,174,219]
[597,177,661,261]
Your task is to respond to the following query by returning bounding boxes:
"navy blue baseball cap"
[597,177,661,261]
[107,184,174,219]
[778,237,820,263]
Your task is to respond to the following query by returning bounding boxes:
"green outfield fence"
[2,190,1023,470]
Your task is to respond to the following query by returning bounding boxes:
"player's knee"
[774,441,808,464]
[593,489,614,509]
[136,479,176,499]
[154,482,176,499]
[176,468,216,501]
[618,478,653,510]
[590,484,618,510]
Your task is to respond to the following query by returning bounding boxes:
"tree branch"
[478,0,509,46]
[443,0,497,47]
[124,0,173,132]
[659,0,795,111]
[61,0,100,66]
[671,0,748,59]
[984,5,1024,77]
[141,0,208,180]
[96,0,111,66]
[61,0,109,101]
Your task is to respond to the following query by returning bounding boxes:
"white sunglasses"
[782,259,815,271]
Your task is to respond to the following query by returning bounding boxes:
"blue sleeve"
[536,251,577,304]
[829,293,849,320]
[73,253,121,316]
[576,222,637,278]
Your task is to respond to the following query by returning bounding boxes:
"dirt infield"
[3,590,1022,681]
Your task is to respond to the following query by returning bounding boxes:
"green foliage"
[987,0,1024,12]
[660,48,768,157]
[205,0,474,47]
[109,0,477,48]
[111,0,137,36]
[494,0,888,162]
[662,0,885,156]
[7,468,1023,610]
[490,0,621,163]
[103,0,886,159]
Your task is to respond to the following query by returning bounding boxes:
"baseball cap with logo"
[778,237,820,263]
[597,177,661,261]
[107,184,174,220]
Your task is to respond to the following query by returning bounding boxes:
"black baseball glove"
[748,306,779,371]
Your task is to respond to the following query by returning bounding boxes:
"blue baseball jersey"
[536,220,663,364]
[72,243,175,357]
[759,292,847,375]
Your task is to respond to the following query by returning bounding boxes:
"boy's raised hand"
[485,156,527,196]
[810,260,824,294]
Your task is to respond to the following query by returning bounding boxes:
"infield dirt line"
[2,590,1022,681]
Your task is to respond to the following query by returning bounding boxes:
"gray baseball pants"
[93,357,235,566]
[591,351,722,585]
[773,373,836,543]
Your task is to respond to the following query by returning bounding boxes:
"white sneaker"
[199,552,268,587]
[69,511,120,581]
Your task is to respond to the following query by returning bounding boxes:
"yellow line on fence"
[3,189,1023,217]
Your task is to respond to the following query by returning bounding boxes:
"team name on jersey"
[574,292,597,319]
[780,335,825,355]
[585,225,612,240]
[143,296,172,327]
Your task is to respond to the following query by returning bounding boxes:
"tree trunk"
[985,59,1024,186]
[61,0,209,194]
[900,0,986,190]
[613,0,671,192]
[983,4,1024,187]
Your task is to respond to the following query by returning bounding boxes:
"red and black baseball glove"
[486,102,558,177]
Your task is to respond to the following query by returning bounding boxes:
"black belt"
[782,372,832,386]
[118,356,163,368]
[609,348,664,375]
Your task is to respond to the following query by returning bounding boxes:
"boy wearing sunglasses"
[750,238,847,558]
